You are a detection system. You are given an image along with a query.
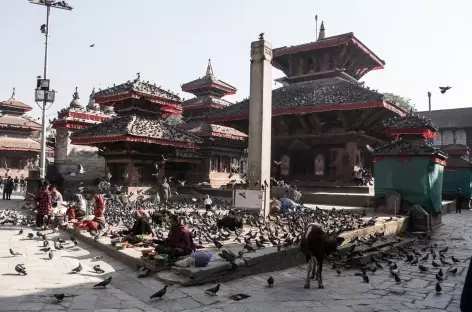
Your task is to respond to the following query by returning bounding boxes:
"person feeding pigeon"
[34,180,52,229]
[154,214,195,259]
[124,209,153,244]
[279,195,298,214]
[65,194,87,222]
[204,194,213,212]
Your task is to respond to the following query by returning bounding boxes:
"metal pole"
[39,5,51,179]
[428,91,432,118]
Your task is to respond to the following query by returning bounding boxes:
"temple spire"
[206,59,214,77]
[9,87,16,100]
[317,21,325,40]
[73,86,80,100]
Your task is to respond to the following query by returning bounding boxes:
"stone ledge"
[66,227,144,270]
[156,216,410,286]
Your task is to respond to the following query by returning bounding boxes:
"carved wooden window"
[443,130,454,145]
[455,129,467,145]
[433,131,442,146]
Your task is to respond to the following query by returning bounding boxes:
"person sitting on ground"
[279,195,298,213]
[34,181,52,230]
[154,214,195,259]
[124,209,153,244]
[86,193,107,236]
[204,194,213,212]
[66,194,87,222]
[50,185,64,212]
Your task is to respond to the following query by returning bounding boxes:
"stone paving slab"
[1,197,470,312]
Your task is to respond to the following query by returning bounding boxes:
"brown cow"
[300,223,345,289]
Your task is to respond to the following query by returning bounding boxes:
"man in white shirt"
[204,194,212,212]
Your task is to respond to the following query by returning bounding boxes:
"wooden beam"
[337,112,349,129]
[307,113,322,133]
[352,110,372,129]
[362,109,384,130]
[335,43,348,69]
[298,114,312,133]
[370,110,392,133]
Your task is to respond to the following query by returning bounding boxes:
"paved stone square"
[0,197,469,312]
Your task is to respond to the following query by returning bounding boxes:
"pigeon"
[205,283,220,295]
[362,274,369,283]
[53,293,65,302]
[435,282,442,294]
[452,256,460,263]
[93,276,112,288]
[267,276,274,287]
[435,274,443,282]
[71,263,82,273]
[18,229,23,235]
[150,285,168,300]
[449,267,458,275]
[48,251,54,259]
[15,264,26,275]
[93,265,105,273]
[27,233,34,239]
[419,265,429,272]
[10,249,22,256]
[40,24,46,34]
[393,274,401,283]
[89,44,95,48]
[439,86,451,94]
[438,268,444,277]
[93,256,104,260]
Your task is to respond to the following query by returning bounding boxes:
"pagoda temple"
[373,112,447,213]
[50,87,113,186]
[206,23,407,182]
[180,60,247,186]
[0,88,53,178]
[70,74,204,186]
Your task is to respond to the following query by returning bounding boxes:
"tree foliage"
[383,93,416,112]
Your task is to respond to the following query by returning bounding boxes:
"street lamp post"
[29,0,73,178]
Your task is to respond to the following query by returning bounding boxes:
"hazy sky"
[1,0,470,121]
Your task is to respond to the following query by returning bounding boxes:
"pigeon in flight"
[439,86,451,94]
[89,44,95,48]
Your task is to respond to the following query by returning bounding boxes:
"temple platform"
[66,208,409,286]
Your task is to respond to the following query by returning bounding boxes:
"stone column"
[247,36,273,216]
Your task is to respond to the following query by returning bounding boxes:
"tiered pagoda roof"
[206,24,406,124]
[207,78,405,122]
[0,88,32,114]
[181,60,237,97]
[187,124,247,141]
[442,144,472,168]
[51,87,113,130]
[93,73,182,115]
[72,75,205,149]
[71,115,202,148]
[180,60,247,143]
[0,137,53,155]
[374,112,447,160]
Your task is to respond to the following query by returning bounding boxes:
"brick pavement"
[0,196,469,312]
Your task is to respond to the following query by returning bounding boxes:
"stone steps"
[155,216,410,286]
